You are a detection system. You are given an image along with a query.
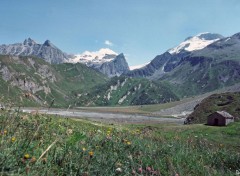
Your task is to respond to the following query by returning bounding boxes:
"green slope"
[160,58,240,98]
[76,76,179,106]
[0,55,108,107]
[187,92,240,124]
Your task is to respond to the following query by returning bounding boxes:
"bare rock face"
[0,38,69,64]
[98,53,129,77]
[0,56,55,94]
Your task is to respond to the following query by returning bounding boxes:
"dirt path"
[21,108,185,124]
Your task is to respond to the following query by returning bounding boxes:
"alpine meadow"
[0,1,240,175]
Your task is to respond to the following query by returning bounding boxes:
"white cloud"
[104,40,113,46]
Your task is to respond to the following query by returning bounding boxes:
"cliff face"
[98,53,129,77]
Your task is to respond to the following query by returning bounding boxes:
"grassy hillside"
[75,76,179,106]
[0,55,108,107]
[160,58,240,98]
[0,55,179,107]
[0,108,239,175]
[187,92,240,124]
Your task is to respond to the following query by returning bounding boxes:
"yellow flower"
[24,154,30,159]
[11,137,16,142]
[107,130,111,134]
[127,141,131,145]
[89,151,94,157]
[82,147,86,152]
[4,130,7,135]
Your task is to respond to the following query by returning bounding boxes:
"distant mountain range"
[0,38,69,64]
[0,40,129,77]
[126,32,240,97]
[0,31,240,106]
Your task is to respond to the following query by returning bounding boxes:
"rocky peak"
[23,38,37,46]
[99,53,129,77]
[232,32,240,39]
[43,40,55,47]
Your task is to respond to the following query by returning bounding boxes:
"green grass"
[188,92,240,123]
[0,108,239,175]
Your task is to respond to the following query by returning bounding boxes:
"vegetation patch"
[0,108,239,175]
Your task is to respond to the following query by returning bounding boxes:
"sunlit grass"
[0,108,239,175]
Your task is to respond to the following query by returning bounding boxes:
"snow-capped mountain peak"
[169,32,224,54]
[69,48,118,64]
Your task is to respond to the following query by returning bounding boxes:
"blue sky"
[0,0,240,66]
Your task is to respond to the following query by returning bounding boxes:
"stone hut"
[207,111,234,126]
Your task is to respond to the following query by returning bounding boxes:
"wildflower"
[127,141,131,145]
[132,170,136,175]
[146,166,152,172]
[219,143,224,147]
[138,168,143,174]
[89,151,94,158]
[30,156,36,163]
[24,154,30,159]
[11,137,16,142]
[67,129,73,135]
[3,130,7,135]
[107,130,111,134]
[127,155,133,160]
[116,167,122,173]
[82,147,86,152]
[175,173,179,176]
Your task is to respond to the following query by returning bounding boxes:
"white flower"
[116,168,122,173]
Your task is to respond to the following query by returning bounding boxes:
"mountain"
[0,55,177,107]
[162,32,240,97]
[126,32,240,97]
[0,55,107,107]
[126,33,224,78]
[168,32,224,54]
[69,48,117,65]
[0,38,69,64]
[186,92,240,124]
[68,48,129,77]
[75,76,179,106]
[98,53,129,77]
[0,39,130,77]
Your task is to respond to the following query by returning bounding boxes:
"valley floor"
[20,107,185,124]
